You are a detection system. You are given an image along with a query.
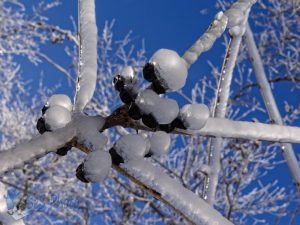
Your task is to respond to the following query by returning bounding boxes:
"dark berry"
[56,147,71,156]
[143,63,156,82]
[109,148,124,166]
[142,114,158,129]
[42,105,48,115]
[172,118,186,130]
[151,80,166,94]
[113,75,125,92]
[36,117,48,134]
[144,152,153,158]
[159,123,175,133]
[76,163,89,183]
[120,90,134,105]
[128,103,142,120]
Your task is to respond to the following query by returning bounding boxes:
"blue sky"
[18,0,300,224]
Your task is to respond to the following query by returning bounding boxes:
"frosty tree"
[0,0,299,224]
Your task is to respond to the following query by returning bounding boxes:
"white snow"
[135,89,159,115]
[46,94,72,111]
[152,98,179,124]
[121,159,233,225]
[150,49,188,91]
[83,150,112,182]
[149,131,171,156]
[74,0,98,111]
[179,104,209,130]
[115,134,148,161]
[135,89,179,124]
[44,105,72,130]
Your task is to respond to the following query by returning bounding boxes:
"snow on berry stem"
[204,1,256,205]
[245,23,300,192]
[74,0,98,111]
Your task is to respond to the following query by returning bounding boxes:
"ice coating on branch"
[121,160,233,225]
[149,131,171,156]
[135,89,159,114]
[74,0,98,111]
[224,0,257,36]
[46,94,72,111]
[44,105,72,130]
[179,104,209,130]
[152,98,179,124]
[183,11,228,67]
[150,49,188,91]
[115,134,148,161]
[83,150,112,182]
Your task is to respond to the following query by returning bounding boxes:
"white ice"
[115,134,148,161]
[150,49,188,91]
[46,94,72,111]
[149,131,171,156]
[179,104,209,130]
[44,105,72,130]
[83,150,112,182]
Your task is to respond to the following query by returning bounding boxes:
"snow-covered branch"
[74,0,98,111]
[245,23,300,191]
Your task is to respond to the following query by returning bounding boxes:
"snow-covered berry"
[45,94,72,112]
[114,134,148,161]
[44,105,72,131]
[148,49,188,91]
[120,66,136,85]
[82,150,112,183]
[149,131,171,156]
[36,117,48,134]
[179,104,209,130]
[152,98,179,124]
[135,89,159,115]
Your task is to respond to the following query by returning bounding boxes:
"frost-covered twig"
[74,0,98,111]
[205,0,256,205]
[245,23,300,192]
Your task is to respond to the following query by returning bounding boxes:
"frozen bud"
[36,117,48,134]
[150,49,188,91]
[115,134,148,161]
[152,98,179,124]
[44,105,72,130]
[179,104,209,130]
[120,66,136,84]
[83,150,112,183]
[143,62,156,82]
[46,94,72,112]
[135,89,160,114]
[76,163,89,183]
[150,131,171,156]
[120,90,134,105]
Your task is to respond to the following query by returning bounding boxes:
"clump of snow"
[179,104,209,130]
[83,150,112,182]
[135,89,159,114]
[46,94,72,111]
[44,105,72,130]
[114,134,148,161]
[135,89,179,124]
[149,131,171,156]
[152,98,179,124]
[150,49,188,91]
